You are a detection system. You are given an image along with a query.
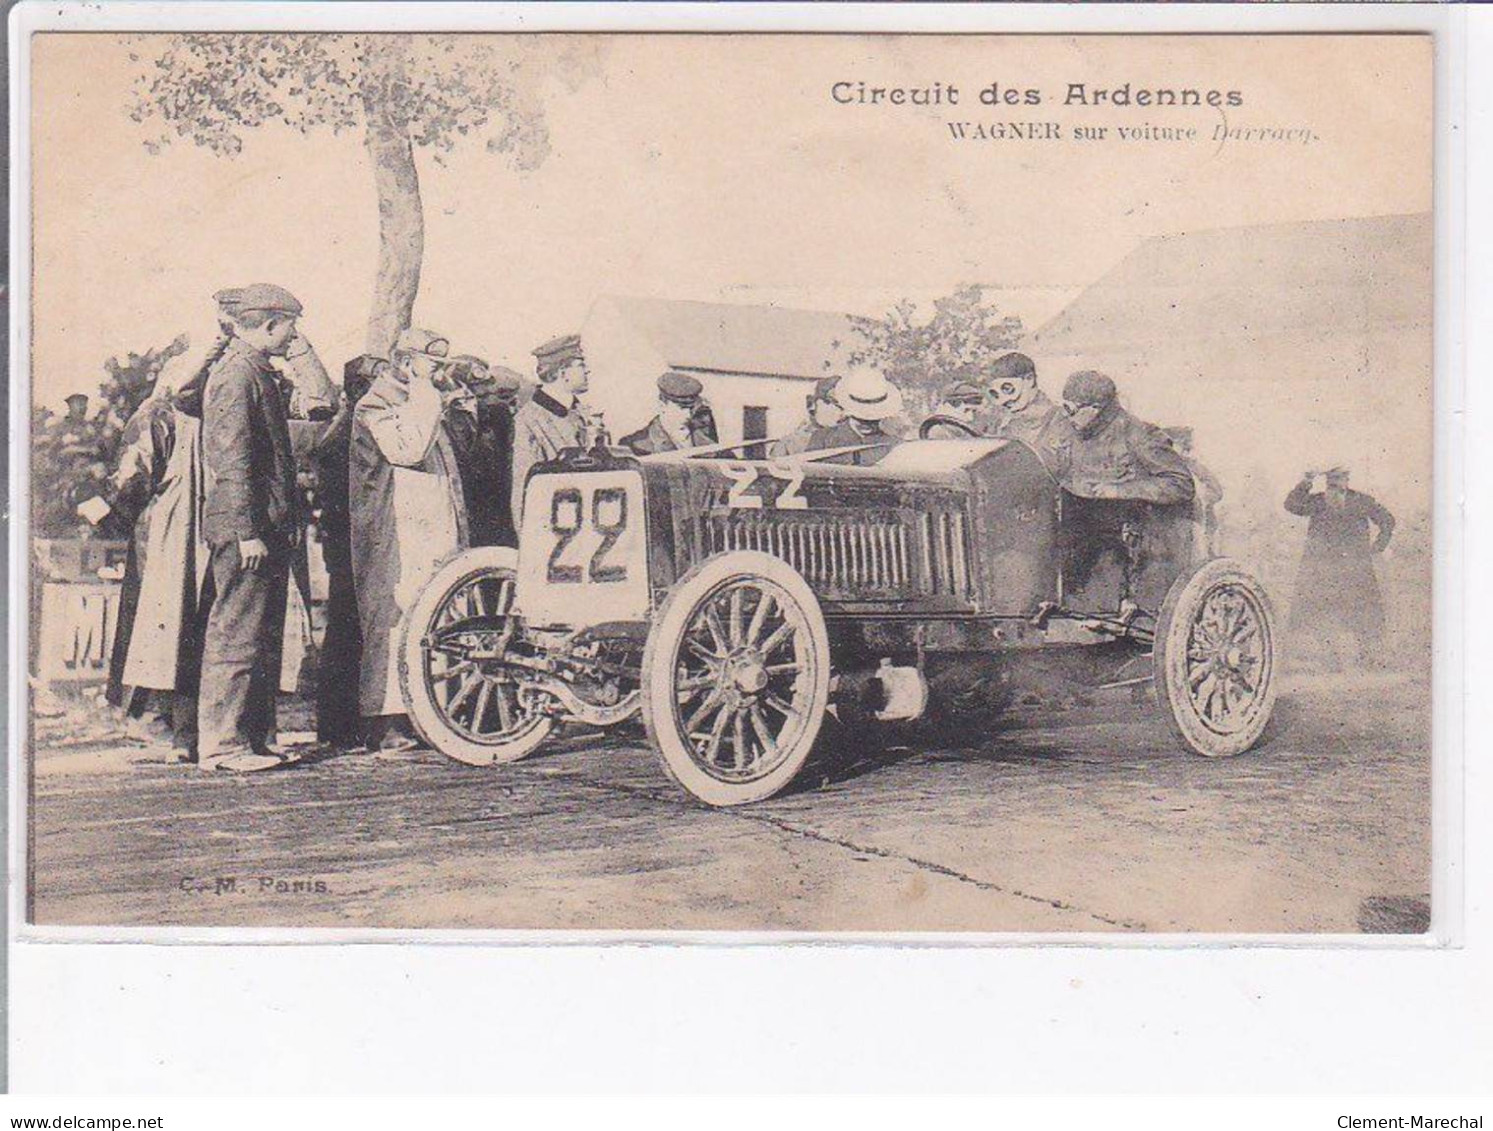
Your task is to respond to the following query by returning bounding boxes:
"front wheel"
[641,552,832,806]
[399,546,555,766]
[1153,557,1278,757]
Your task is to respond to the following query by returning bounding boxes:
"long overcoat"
[349,373,469,718]
[112,396,211,694]
[1284,481,1395,642]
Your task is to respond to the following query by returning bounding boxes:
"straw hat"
[835,367,904,422]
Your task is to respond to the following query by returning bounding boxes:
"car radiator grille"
[700,511,970,599]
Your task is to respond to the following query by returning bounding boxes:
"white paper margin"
[6,1,1483,1093]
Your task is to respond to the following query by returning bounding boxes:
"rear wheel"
[399,547,555,766]
[1153,557,1277,757]
[641,552,832,806]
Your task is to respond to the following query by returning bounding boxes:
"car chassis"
[398,434,1278,807]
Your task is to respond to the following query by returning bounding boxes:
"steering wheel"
[919,415,984,440]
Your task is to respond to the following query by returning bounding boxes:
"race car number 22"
[548,486,629,584]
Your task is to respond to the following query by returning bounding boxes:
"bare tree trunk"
[361,39,423,358]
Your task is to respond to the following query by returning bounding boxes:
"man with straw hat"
[805,366,904,463]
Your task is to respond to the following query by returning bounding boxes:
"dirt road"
[25,672,1431,934]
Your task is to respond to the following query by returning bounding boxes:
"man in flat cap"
[511,333,593,526]
[979,351,1074,477]
[350,327,472,752]
[770,375,844,458]
[196,283,311,772]
[1057,369,1195,614]
[620,371,716,456]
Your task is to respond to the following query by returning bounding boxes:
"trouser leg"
[170,570,213,757]
[197,540,288,763]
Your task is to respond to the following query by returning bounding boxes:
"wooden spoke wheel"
[641,552,831,806]
[399,547,555,766]
[1154,558,1278,758]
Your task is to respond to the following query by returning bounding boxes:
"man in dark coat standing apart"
[1284,467,1395,665]
[197,284,307,773]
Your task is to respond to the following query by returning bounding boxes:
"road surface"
[26,671,1431,934]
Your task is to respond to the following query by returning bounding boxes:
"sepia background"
[24,32,1433,932]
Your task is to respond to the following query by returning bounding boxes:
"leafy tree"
[846,285,1024,410]
[127,33,598,355]
[32,338,189,538]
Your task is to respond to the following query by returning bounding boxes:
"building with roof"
[580,295,864,445]
[1027,213,1432,519]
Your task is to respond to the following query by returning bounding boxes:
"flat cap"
[394,327,450,358]
[658,371,703,404]
[532,333,584,377]
[1062,369,1117,408]
[943,380,984,405]
[215,283,303,318]
[984,351,1037,385]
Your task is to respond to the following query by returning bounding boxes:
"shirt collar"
[532,388,573,418]
[224,335,274,372]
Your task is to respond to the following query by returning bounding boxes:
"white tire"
[399,546,555,766]
[1153,557,1278,758]
[641,551,832,806]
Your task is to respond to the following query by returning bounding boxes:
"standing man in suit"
[511,334,592,527]
[197,284,307,773]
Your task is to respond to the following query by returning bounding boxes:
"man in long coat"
[511,334,592,528]
[1284,467,1395,665]
[349,328,471,751]
[101,356,212,760]
[309,355,384,749]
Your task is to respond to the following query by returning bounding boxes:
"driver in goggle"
[980,351,1074,478]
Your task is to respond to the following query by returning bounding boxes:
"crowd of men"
[93,284,1395,772]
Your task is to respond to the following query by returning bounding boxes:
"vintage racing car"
[397,430,1278,806]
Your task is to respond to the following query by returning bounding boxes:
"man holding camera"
[349,327,471,752]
